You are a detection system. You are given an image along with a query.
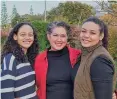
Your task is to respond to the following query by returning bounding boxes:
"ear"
[100,33,104,40]
[13,34,17,40]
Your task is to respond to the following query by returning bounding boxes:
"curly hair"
[83,17,108,49]
[1,22,39,66]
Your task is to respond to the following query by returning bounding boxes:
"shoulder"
[67,46,81,56]
[4,53,15,60]
[93,56,113,67]
[1,53,18,71]
[91,56,114,79]
[35,50,47,60]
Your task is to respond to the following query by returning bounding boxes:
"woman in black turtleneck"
[34,21,81,99]
[47,47,73,99]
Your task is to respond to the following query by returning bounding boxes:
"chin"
[81,43,91,48]
[22,46,30,49]
[56,46,65,50]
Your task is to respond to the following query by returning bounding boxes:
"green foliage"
[1,1,8,27]
[108,26,117,60]
[47,1,94,24]
[1,36,7,49]
[11,13,21,27]
[31,21,49,51]
[11,14,44,27]
[21,14,43,22]
[11,5,18,20]
[100,3,117,60]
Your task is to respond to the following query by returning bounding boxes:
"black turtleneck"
[46,47,73,99]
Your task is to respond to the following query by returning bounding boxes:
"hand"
[112,92,116,99]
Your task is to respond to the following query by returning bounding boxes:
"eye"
[20,33,26,36]
[81,30,86,33]
[29,33,34,37]
[60,34,67,38]
[90,32,96,35]
[52,34,58,37]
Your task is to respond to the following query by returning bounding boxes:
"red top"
[34,46,81,99]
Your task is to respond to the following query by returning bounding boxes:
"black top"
[72,56,114,99]
[46,47,73,99]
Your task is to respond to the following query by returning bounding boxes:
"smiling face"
[13,25,34,53]
[47,27,68,51]
[80,22,104,48]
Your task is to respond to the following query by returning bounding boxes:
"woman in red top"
[34,21,81,99]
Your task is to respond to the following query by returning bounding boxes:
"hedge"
[31,21,49,52]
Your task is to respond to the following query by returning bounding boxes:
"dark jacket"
[74,43,116,99]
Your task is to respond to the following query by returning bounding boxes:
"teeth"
[56,44,62,46]
[23,41,30,44]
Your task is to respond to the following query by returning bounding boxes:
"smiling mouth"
[82,39,90,43]
[23,41,32,44]
[56,43,62,46]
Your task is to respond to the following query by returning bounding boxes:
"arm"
[90,56,114,99]
[34,55,41,99]
[1,54,17,99]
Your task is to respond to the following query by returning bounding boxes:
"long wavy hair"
[83,17,108,49]
[1,22,39,66]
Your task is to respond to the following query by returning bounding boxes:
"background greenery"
[1,1,117,61]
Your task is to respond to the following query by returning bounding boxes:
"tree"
[47,1,94,24]
[21,14,43,22]
[95,1,117,18]
[108,26,117,60]
[100,14,117,60]
[1,1,8,27]
[11,13,21,27]
[11,5,18,20]
[68,25,81,49]
[30,5,33,15]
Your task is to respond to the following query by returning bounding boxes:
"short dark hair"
[46,21,71,36]
[1,22,39,66]
[83,17,108,49]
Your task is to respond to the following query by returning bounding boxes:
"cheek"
[91,36,100,43]
[32,37,34,42]
[64,38,67,42]
[79,33,83,38]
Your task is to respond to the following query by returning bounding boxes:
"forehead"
[82,22,100,31]
[18,25,33,32]
[52,27,67,34]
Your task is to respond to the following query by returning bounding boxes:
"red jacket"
[34,46,81,99]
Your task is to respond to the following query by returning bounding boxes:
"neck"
[81,41,102,55]
[22,48,27,54]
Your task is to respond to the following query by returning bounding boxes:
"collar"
[81,41,102,56]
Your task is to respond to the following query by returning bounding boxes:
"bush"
[31,21,49,52]
[1,36,7,48]
[108,26,117,60]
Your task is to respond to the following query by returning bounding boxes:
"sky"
[1,0,100,19]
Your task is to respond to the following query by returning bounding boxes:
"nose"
[57,36,62,41]
[25,35,31,39]
[84,32,90,38]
